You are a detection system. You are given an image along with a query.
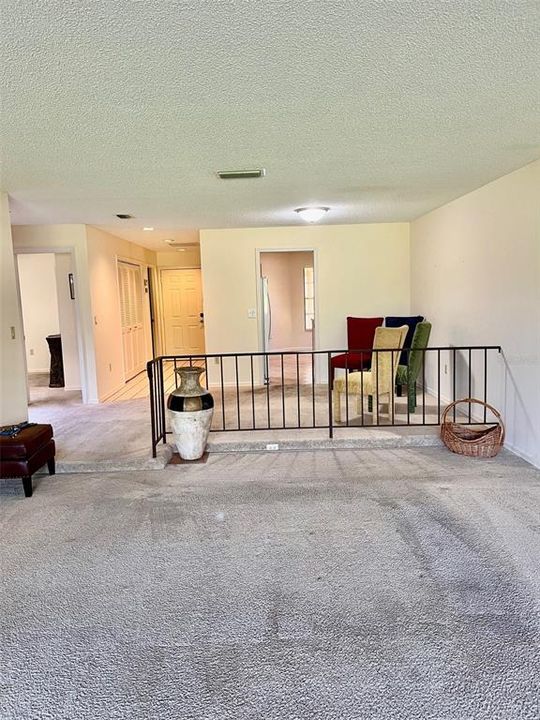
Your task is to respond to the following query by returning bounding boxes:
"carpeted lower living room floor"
[1,447,539,720]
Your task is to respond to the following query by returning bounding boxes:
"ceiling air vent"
[116,213,133,219]
[217,168,266,180]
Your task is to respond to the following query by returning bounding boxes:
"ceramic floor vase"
[167,366,214,460]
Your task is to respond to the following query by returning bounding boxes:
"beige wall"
[11,224,98,402]
[260,251,313,351]
[12,224,157,402]
[411,159,540,467]
[86,226,156,400]
[17,253,60,372]
[0,194,28,424]
[55,253,81,390]
[156,247,201,268]
[200,223,410,383]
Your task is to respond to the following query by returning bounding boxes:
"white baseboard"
[99,382,126,403]
[502,440,540,469]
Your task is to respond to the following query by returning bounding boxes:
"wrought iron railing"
[147,346,502,457]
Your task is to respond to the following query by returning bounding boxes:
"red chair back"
[347,316,384,353]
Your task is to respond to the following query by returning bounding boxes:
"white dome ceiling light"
[294,206,330,223]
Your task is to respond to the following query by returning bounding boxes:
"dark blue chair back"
[385,316,425,365]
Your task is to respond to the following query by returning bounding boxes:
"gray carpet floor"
[1,447,539,719]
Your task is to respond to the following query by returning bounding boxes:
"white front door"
[161,269,205,355]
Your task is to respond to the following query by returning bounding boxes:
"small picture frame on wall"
[68,273,75,300]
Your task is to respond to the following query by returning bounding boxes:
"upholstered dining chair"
[333,325,408,424]
[385,315,424,365]
[330,316,384,383]
[395,321,432,413]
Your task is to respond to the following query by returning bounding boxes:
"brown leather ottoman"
[0,424,55,497]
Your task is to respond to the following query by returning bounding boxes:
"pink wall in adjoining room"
[260,251,314,351]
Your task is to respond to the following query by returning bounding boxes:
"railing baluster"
[220,356,225,431]
[311,352,315,427]
[360,351,364,427]
[266,357,271,429]
[345,356,349,427]
[468,348,472,422]
[422,348,426,425]
[375,349,379,426]
[452,348,457,422]
[483,348,488,423]
[328,352,333,438]
[160,358,166,445]
[148,361,157,457]
[437,349,441,425]
[250,354,255,429]
[296,353,301,428]
[406,347,410,426]
[235,355,240,430]
[391,348,395,425]
[281,353,286,428]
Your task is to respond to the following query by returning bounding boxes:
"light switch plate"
[247,308,257,318]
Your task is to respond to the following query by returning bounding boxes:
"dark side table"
[46,334,65,388]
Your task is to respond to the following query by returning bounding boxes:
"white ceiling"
[1,0,539,235]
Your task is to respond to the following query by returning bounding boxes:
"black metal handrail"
[147,346,502,457]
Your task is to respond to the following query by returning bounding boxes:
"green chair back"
[404,321,432,382]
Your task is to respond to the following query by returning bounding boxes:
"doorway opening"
[16,251,83,409]
[259,250,316,384]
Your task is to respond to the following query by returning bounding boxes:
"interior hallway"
[1,447,539,719]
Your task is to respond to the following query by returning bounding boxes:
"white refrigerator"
[261,276,271,384]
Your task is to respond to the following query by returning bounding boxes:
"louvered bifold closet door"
[117,261,146,381]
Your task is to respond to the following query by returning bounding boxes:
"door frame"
[14,246,89,402]
[255,247,319,383]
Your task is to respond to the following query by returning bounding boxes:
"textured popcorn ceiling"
[1,0,539,236]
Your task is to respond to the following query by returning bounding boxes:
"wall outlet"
[266,443,279,451]
[247,308,257,319]
[29,348,34,356]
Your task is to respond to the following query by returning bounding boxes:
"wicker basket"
[441,398,505,458]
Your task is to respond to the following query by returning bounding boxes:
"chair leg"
[47,457,56,475]
[22,475,33,498]
[408,381,417,413]
[333,390,342,423]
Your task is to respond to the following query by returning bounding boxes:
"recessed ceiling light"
[143,226,154,231]
[176,248,186,252]
[294,206,330,223]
